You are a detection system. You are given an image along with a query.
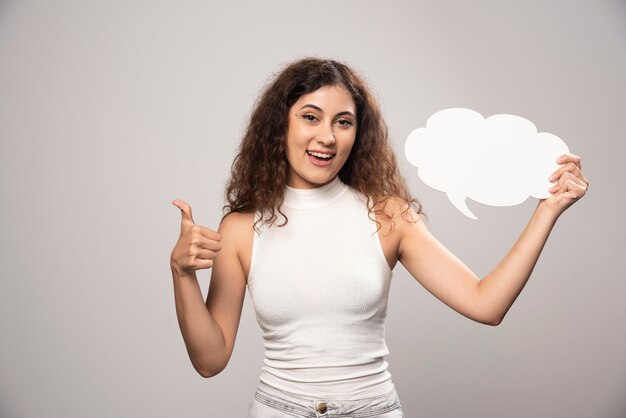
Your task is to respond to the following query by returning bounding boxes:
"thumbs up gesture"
[170,199,222,276]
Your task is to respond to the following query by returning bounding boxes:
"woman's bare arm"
[394,153,588,325]
[170,203,249,377]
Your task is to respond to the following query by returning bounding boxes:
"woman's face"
[285,84,357,189]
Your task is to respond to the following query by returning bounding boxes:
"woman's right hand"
[170,199,222,276]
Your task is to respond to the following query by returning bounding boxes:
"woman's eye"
[301,114,318,122]
[337,119,353,127]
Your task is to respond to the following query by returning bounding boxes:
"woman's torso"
[241,181,403,399]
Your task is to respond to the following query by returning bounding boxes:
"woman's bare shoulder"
[219,211,256,279]
[220,210,256,229]
[372,195,421,223]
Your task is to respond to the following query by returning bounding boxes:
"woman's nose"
[317,124,335,145]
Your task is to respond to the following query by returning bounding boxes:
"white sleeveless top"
[246,176,395,400]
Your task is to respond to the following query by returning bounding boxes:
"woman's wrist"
[170,263,197,281]
[534,200,561,225]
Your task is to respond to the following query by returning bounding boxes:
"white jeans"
[248,381,405,418]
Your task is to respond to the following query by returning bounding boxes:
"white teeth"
[307,151,334,158]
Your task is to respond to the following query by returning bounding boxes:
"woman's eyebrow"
[300,104,323,112]
[299,104,355,117]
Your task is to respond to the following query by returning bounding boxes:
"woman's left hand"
[539,153,589,218]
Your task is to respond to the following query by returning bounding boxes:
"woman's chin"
[288,173,337,189]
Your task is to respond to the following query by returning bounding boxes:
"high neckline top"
[283,176,349,209]
[248,173,394,400]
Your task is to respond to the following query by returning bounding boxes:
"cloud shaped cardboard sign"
[404,108,569,219]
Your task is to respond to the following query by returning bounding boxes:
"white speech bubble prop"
[405,108,569,219]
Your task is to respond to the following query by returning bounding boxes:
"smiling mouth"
[306,150,336,161]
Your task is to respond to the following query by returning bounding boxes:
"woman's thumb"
[172,199,195,225]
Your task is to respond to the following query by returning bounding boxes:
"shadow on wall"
[0,395,20,418]
[0,0,20,37]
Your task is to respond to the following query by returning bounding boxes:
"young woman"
[170,58,589,417]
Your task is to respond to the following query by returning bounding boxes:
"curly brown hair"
[222,57,424,233]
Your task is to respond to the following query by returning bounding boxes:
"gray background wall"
[0,1,624,417]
